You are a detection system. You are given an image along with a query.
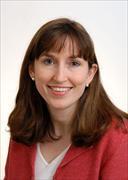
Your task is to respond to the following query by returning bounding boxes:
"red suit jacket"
[4,120,128,180]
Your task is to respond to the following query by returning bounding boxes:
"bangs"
[36,32,83,59]
[31,21,96,64]
[45,34,81,56]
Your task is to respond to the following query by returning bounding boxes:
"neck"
[48,105,76,137]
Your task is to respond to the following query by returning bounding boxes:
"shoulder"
[94,118,128,179]
[100,118,128,145]
[9,139,35,150]
[5,140,37,179]
[7,139,37,160]
[93,118,128,161]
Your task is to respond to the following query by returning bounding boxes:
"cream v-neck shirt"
[35,143,71,180]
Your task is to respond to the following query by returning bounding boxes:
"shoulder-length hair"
[8,18,128,146]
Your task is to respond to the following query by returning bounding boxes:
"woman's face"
[29,39,97,112]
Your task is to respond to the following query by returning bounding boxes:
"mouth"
[47,86,73,96]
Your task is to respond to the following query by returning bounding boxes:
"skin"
[29,38,97,162]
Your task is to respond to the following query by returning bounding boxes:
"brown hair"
[8,18,128,146]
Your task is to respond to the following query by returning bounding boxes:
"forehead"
[48,37,79,57]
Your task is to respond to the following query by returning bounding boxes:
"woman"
[5,18,128,180]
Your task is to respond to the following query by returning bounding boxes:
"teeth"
[50,87,70,92]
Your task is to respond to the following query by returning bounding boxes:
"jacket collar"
[59,144,91,167]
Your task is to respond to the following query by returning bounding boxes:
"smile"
[48,86,72,96]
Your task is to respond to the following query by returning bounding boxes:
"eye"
[43,58,54,65]
[70,60,81,67]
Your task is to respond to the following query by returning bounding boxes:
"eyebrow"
[40,52,56,58]
[40,52,80,59]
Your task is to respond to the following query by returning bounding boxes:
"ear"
[87,64,98,85]
[28,64,35,80]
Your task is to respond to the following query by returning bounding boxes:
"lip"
[47,85,73,96]
[48,85,73,88]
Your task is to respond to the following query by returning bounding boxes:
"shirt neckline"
[37,143,71,166]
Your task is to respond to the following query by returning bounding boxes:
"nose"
[53,64,67,83]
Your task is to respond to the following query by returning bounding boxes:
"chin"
[50,104,69,110]
[48,100,77,111]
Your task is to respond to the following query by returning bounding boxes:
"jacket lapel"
[59,145,88,167]
[28,144,37,178]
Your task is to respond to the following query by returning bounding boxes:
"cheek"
[34,71,49,95]
[35,74,49,83]
[71,66,89,84]
[34,74,48,100]
[34,67,52,83]
[71,72,88,85]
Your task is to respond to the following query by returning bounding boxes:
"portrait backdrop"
[1,1,127,178]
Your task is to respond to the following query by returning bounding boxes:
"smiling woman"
[29,38,97,111]
[4,18,128,180]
